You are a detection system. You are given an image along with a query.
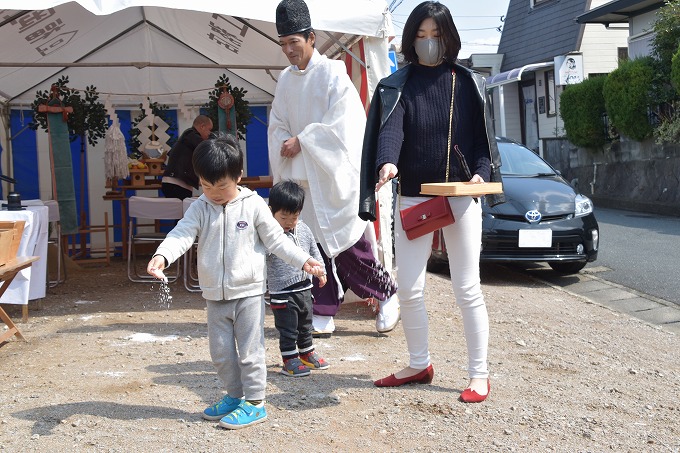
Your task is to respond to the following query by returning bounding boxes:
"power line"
[391,21,503,36]
[461,42,500,46]
[459,26,503,31]
[388,0,405,12]
[392,13,506,18]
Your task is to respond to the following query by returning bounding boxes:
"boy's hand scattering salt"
[147,255,168,282]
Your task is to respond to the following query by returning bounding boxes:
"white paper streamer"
[136,115,170,153]
[105,123,129,180]
[141,97,151,118]
[178,92,192,122]
[104,94,119,127]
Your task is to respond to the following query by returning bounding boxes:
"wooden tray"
[421,182,503,196]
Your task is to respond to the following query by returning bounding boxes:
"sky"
[388,0,512,58]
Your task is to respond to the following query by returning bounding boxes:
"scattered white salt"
[93,371,125,378]
[126,333,179,343]
[341,354,367,362]
[80,315,99,321]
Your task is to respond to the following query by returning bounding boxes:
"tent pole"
[322,33,366,67]
[79,137,87,257]
[0,102,12,197]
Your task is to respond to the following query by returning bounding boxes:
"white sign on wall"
[554,54,584,85]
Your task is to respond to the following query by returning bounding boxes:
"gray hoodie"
[154,187,311,301]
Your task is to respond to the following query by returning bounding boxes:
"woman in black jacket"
[360,1,504,403]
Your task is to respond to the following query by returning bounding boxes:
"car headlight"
[575,194,593,217]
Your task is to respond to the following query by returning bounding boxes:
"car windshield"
[497,141,556,177]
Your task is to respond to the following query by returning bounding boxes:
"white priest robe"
[268,49,368,258]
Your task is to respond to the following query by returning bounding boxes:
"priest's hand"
[280,136,301,158]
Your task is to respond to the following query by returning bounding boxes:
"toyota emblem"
[525,210,542,223]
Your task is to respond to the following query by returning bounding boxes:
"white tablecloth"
[0,202,48,304]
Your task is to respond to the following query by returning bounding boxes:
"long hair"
[401,1,461,65]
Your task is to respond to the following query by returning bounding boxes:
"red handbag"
[399,196,454,240]
[399,69,456,241]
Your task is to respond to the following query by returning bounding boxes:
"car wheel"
[548,261,587,275]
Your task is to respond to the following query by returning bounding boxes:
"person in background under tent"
[161,115,213,200]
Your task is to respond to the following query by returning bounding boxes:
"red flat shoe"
[374,364,434,387]
[459,378,490,403]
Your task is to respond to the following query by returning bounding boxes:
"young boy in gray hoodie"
[147,133,324,430]
[267,180,328,377]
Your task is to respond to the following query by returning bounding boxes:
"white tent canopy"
[0,0,394,106]
[0,1,396,270]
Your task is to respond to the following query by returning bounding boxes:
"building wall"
[629,10,659,59]
[497,0,588,71]
[491,0,629,153]
[580,23,628,75]
[630,10,659,35]
[532,21,626,146]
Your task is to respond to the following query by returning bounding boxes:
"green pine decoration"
[29,75,107,147]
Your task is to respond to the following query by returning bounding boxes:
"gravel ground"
[1,259,679,452]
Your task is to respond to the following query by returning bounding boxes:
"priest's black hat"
[276,0,312,37]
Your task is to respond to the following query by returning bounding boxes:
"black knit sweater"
[376,63,491,197]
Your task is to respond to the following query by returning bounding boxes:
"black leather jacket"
[162,127,203,189]
[359,63,505,221]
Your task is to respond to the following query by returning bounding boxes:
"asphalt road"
[584,207,680,306]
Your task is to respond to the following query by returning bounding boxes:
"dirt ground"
[1,258,679,452]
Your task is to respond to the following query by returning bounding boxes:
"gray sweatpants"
[206,295,266,401]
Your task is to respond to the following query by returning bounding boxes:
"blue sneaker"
[218,401,267,430]
[202,395,243,421]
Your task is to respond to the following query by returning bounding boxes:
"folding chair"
[127,196,183,283]
[181,197,201,292]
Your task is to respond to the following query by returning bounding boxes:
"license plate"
[518,229,552,248]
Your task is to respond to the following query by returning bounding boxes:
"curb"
[527,265,680,335]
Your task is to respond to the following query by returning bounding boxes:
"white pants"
[395,195,489,379]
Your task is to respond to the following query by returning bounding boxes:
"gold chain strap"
[445,70,456,183]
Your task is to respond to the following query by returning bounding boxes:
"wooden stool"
[0,257,39,344]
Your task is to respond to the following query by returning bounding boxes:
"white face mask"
[414,38,443,66]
